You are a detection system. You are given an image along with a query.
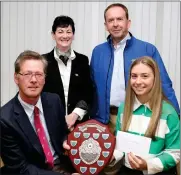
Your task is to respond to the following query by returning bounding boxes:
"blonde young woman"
[111,56,180,175]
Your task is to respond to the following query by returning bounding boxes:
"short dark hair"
[52,15,75,34]
[104,3,129,21]
[14,50,48,74]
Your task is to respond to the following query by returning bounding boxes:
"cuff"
[73,108,87,121]
[111,149,124,165]
[146,157,163,174]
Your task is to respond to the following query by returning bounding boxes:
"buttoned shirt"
[110,33,131,107]
[54,47,86,119]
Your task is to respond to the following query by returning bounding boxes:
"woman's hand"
[66,112,79,130]
[128,152,147,170]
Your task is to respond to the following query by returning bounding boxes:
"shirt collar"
[133,96,151,111]
[18,94,43,120]
[113,32,131,49]
[54,47,76,62]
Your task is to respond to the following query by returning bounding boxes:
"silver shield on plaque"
[79,138,101,165]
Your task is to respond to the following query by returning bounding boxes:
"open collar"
[133,96,151,112]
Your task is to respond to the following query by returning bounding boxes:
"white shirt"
[54,48,86,120]
[18,95,58,160]
[110,33,131,107]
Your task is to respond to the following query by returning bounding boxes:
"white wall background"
[1,1,180,106]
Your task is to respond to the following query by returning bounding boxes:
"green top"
[115,99,180,174]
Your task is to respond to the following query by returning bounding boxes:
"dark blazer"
[0,92,68,175]
[42,49,93,122]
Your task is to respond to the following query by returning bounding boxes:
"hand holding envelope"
[127,152,148,170]
[115,131,151,158]
[115,131,151,170]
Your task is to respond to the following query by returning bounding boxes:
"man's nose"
[30,74,37,82]
[113,20,118,26]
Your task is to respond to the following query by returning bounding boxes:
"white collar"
[54,47,76,61]
[133,96,151,111]
[114,33,131,48]
[18,94,43,120]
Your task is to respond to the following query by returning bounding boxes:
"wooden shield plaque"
[67,119,116,175]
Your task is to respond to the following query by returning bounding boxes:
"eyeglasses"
[18,72,45,81]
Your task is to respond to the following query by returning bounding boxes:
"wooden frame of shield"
[67,119,116,175]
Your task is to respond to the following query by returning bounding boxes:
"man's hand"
[63,140,70,150]
[128,152,147,170]
[62,140,70,156]
[66,112,79,130]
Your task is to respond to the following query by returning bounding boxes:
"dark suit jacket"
[42,49,93,122]
[0,92,68,175]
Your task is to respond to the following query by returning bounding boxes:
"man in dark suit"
[0,50,77,175]
[42,15,93,130]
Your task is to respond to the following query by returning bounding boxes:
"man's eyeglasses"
[18,72,45,81]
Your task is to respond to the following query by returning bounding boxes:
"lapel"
[69,52,79,88]
[49,50,63,86]
[47,50,65,107]
[14,95,44,157]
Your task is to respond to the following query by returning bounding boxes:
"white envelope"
[116,131,151,158]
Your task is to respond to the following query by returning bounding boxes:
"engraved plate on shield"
[79,137,102,165]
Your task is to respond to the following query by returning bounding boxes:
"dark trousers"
[118,166,177,175]
[57,155,76,173]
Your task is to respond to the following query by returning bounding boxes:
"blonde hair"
[122,56,163,138]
